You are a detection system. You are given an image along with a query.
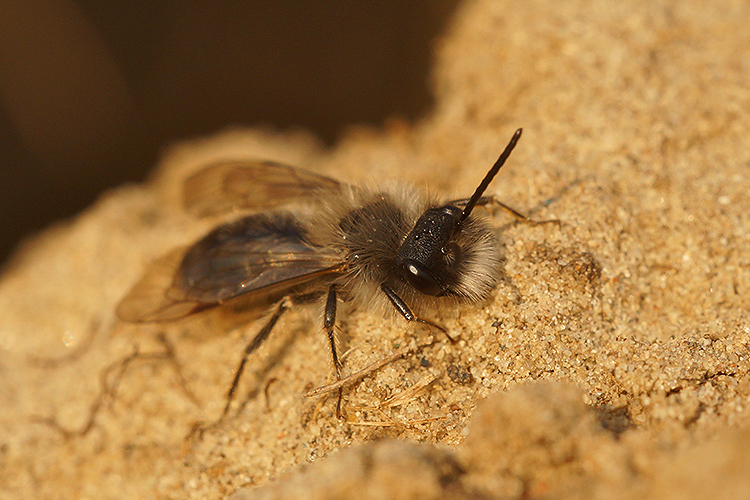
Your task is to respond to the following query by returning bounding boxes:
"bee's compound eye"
[402,259,443,296]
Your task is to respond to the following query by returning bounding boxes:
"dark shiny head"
[395,128,523,296]
[396,205,463,296]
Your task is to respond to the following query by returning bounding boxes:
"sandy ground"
[2,0,750,498]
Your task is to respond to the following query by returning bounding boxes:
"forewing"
[117,213,344,323]
[116,246,207,322]
[184,160,343,217]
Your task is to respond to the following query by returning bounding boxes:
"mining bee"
[118,129,532,418]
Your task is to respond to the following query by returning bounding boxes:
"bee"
[117,129,530,418]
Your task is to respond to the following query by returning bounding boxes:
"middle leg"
[323,285,345,417]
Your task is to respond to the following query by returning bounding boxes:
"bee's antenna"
[460,128,523,222]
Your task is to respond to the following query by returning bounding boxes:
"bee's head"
[396,205,463,296]
[395,128,523,298]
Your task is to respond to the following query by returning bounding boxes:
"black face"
[394,128,523,297]
[396,205,464,296]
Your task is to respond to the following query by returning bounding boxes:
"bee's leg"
[324,286,343,375]
[380,284,454,341]
[449,195,559,225]
[324,286,344,417]
[222,299,290,419]
[449,195,528,220]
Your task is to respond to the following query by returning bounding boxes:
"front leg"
[380,283,454,341]
[449,195,560,226]
[448,195,528,221]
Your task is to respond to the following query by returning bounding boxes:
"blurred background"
[0,0,459,267]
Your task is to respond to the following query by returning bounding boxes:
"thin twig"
[380,374,438,409]
[304,339,436,398]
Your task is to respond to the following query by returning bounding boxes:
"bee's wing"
[184,160,343,217]
[116,246,205,322]
[117,214,345,323]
